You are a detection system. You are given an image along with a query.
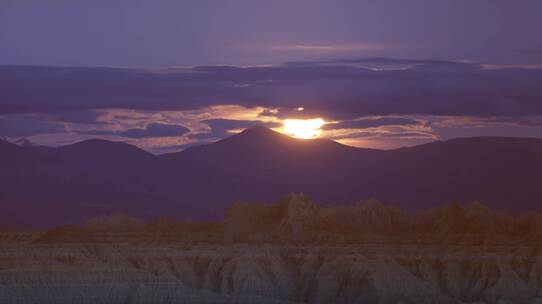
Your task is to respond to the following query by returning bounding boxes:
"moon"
[283,118,325,139]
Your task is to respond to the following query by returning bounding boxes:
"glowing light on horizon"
[283,118,324,139]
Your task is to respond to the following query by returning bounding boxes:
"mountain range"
[2,126,542,228]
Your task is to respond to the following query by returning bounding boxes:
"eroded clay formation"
[1,194,542,303]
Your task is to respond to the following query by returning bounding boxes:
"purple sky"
[1,1,542,152]
[1,0,542,67]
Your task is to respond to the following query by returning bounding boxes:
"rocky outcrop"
[513,212,542,236]
[0,232,44,243]
[34,225,95,243]
[224,194,344,242]
[413,202,511,235]
[23,195,542,246]
[324,198,411,235]
[146,218,222,233]
[223,195,542,245]
[85,213,147,232]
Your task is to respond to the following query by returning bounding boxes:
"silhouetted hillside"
[2,127,542,228]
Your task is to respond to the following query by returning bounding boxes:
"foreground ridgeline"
[2,195,542,303]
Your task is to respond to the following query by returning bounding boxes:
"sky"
[2,0,542,67]
[1,0,542,153]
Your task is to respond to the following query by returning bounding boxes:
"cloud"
[82,123,189,139]
[268,43,392,54]
[480,64,542,70]
[0,115,65,137]
[3,58,542,151]
[334,131,435,140]
[324,117,420,130]
[485,116,542,127]
[2,59,542,121]
[49,110,105,124]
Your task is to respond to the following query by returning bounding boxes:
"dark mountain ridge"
[1,127,542,228]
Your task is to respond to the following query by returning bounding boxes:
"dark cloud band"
[323,117,420,130]
[1,59,542,120]
[82,123,189,139]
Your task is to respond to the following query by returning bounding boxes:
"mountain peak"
[242,124,272,132]
[213,125,297,148]
[227,125,347,148]
[237,125,286,139]
[59,138,152,156]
